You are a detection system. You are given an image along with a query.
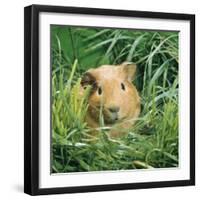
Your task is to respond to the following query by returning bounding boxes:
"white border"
[39,12,190,188]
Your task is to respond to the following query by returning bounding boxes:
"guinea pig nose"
[108,106,120,113]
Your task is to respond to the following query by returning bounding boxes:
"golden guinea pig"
[80,62,141,138]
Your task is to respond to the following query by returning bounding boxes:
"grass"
[51,26,179,173]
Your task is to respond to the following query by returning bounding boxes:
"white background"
[0,0,199,199]
[39,12,190,188]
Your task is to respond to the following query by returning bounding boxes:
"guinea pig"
[81,62,140,138]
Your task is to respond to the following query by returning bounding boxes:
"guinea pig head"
[81,62,140,126]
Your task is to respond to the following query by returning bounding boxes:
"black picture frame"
[24,4,195,196]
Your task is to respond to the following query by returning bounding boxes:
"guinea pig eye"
[97,87,102,95]
[121,83,126,91]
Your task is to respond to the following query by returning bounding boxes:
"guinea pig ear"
[81,72,97,90]
[121,62,137,82]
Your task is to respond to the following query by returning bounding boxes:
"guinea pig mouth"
[88,106,120,125]
[104,112,119,124]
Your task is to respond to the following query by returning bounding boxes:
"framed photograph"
[24,4,195,195]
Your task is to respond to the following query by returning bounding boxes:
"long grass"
[51,26,179,173]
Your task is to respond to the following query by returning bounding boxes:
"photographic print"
[24,5,195,195]
[51,26,179,173]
